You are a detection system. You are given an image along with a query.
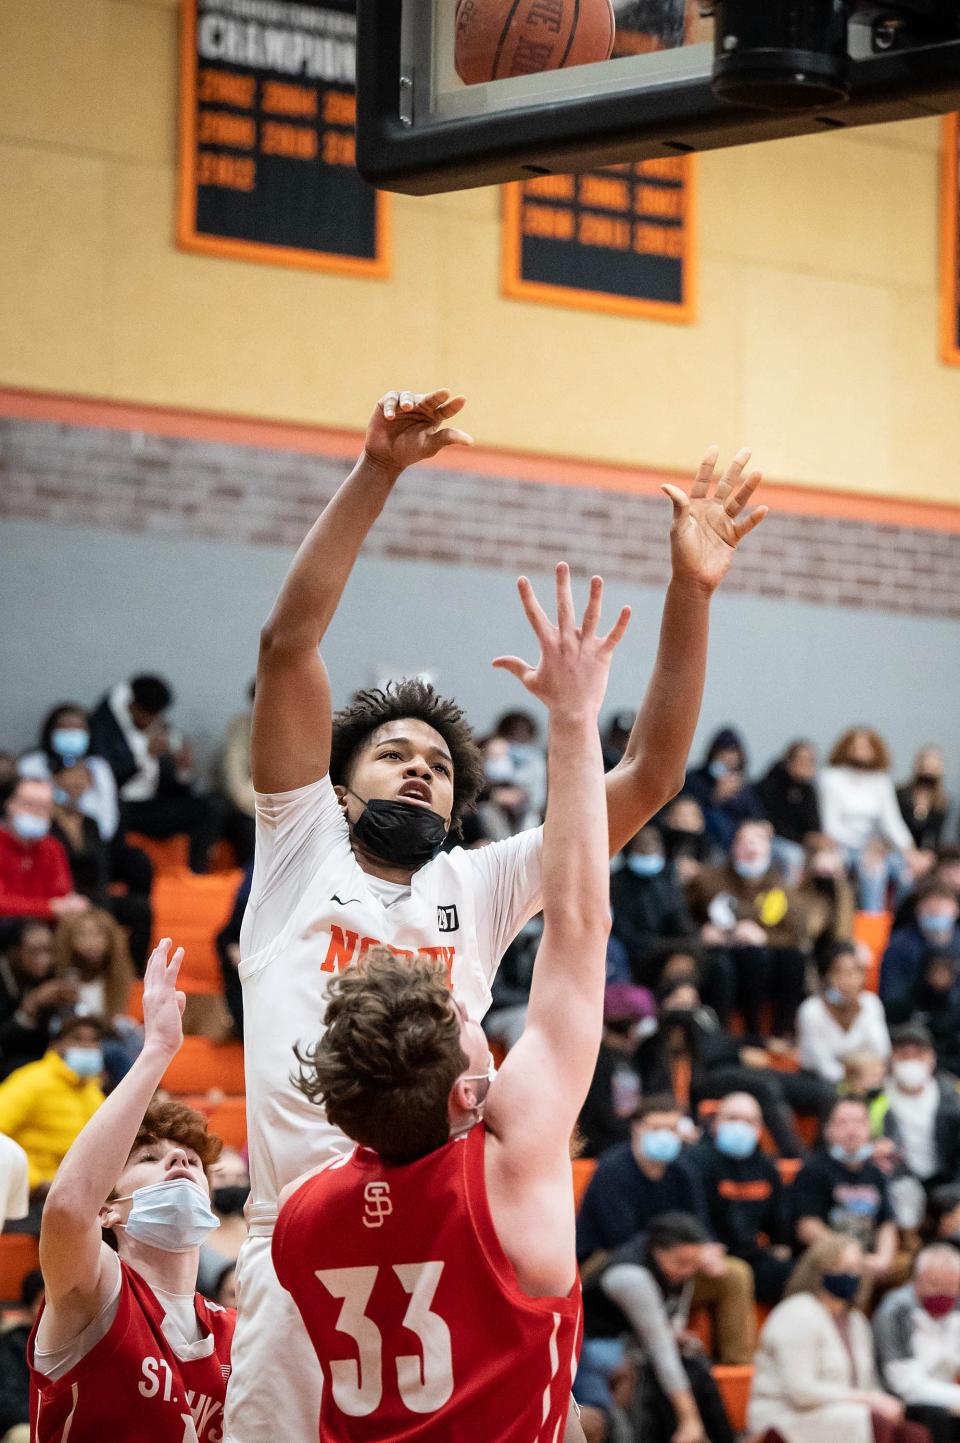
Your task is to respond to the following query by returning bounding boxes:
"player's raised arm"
[604,447,768,853]
[38,940,187,1335]
[251,389,473,793]
[485,564,629,1162]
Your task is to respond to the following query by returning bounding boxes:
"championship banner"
[942,113,960,366]
[501,157,696,323]
[177,0,388,276]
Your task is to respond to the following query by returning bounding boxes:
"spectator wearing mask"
[0,1133,29,1232]
[218,680,257,866]
[897,953,960,1077]
[881,885,960,1018]
[575,1094,756,1365]
[819,727,921,912]
[792,1097,898,1284]
[475,736,533,840]
[49,760,152,971]
[874,1244,960,1443]
[197,1146,250,1298]
[578,1213,736,1443]
[0,920,76,1080]
[796,942,891,1085]
[609,826,699,986]
[897,750,950,855]
[89,674,225,875]
[757,740,822,883]
[18,703,154,919]
[0,1270,44,1442]
[0,779,88,925]
[687,818,810,1036]
[493,709,547,818]
[881,1024,960,1192]
[687,1091,794,1304]
[796,833,857,965]
[0,1013,105,1200]
[748,1233,926,1443]
[683,726,766,852]
[656,794,710,884]
[578,982,656,1158]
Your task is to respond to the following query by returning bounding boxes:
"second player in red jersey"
[29,940,235,1443]
[274,564,630,1441]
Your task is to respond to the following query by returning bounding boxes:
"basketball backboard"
[356,1,960,194]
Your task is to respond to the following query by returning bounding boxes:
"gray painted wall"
[1,518,956,791]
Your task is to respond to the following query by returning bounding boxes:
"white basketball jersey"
[239,776,543,1218]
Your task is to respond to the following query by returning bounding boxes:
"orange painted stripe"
[2,383,960,534]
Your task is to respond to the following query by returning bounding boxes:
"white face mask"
[892,1059,932,1092]
[112,1178,220,1253]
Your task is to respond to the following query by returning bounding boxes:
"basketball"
[454,0,616,86]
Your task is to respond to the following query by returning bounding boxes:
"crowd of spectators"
[3,690,960,1441]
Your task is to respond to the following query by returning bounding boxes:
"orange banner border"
[175,0,390,280]
[5,384,960,534]
[501,158,697,325]
[941,113,960,367]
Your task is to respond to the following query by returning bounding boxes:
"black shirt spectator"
[793,1147,895,1247]
[900,953,960,1077]
[0,920,76,1080]
[756,740,822,845]
[897,747,950,852]
[578,983,655,1158]
[216,865,253,1040]
[609,827,698,985]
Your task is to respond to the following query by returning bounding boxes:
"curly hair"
[329,680,484,831]
[293,947,467,1165]
[828,726,891,771]
[124,1099,223,1178]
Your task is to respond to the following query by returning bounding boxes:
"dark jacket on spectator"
[756,761,821,845]
[683,728,766,851]
[578,1042,644,1159]
[899,981,960,1076]
[882,1075,960,1188]
[0,957,55,1080]
[686,864,809,950]
[896,785,949,852]
[575,1142,708,1262]
[686,1138,791,1259]
[0,1321,30,1434]
[609,864,697,985]
[880,926,960,1014]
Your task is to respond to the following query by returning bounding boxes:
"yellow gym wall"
[1,0,958,502]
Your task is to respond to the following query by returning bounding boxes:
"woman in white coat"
[747,1233,932,1443]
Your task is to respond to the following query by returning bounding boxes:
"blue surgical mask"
[64,1046,103,1079]
[10,812,49,842]
[114,1178,220,1253]
[715,1120,758,1160]
[708,760,728,779]
[830,1143,875,1167]
[733,856,769,881]
[484,756,515,785]
[640,1129,682,1165]
[51,728,89,761]
[53,787,71,806]
[627,853,665,878]
[823,985,849,1007]
[508,742,536,766]
[921,916,954,940]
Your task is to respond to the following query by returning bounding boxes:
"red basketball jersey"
[28,1260,235,1443]
[273,1123,582,1443]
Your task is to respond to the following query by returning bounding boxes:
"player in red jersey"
[273,563,628,1442]
[29,938,235,1443]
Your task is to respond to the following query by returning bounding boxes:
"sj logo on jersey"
[437,904,459,933]
[363,1181,393,1228]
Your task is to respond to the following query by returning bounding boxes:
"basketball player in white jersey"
[223,386,767,1443]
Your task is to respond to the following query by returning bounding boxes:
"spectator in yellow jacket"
[0,1014,105,1198]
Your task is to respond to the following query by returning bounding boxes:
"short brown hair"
[293,947,467,1165]
[829,727,891,771]
[126,1100,223,1178]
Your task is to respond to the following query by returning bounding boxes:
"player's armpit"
[37,1231,119,1347]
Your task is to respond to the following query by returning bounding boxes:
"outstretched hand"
[364,388,474,476]
[664,446,768,592]
[141,938,186,1059]
[493,563,630,719]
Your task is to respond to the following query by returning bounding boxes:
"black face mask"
[349,792,448,869]
[213,1184,250,1216]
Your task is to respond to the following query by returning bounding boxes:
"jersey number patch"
[316,1262,454,1418]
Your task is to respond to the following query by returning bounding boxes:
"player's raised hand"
[663,446,768,593]
[364,388,474,476]
[493,563,630,719]
[141,937,186,1060]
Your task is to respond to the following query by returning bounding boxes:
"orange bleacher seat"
[777,1156,802,1185]
[179,1094,248,1149]
[162,1035,245,1095]
[126,832,190,876]
[0,1233,40,1305]
[714,1364,753,1431]
[151,870,243,994]
[127,980,144,1022]
[572,1157,597,1211]
[853,910,893,993]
